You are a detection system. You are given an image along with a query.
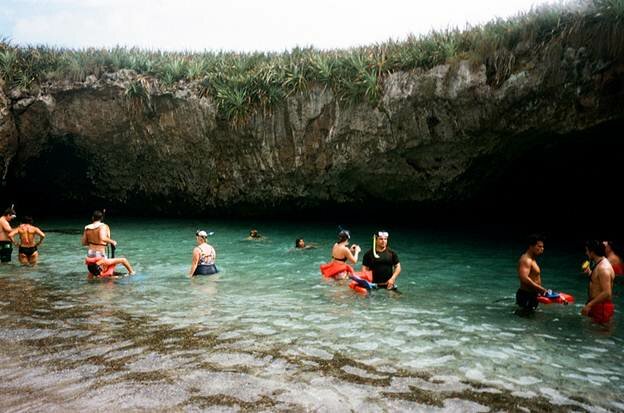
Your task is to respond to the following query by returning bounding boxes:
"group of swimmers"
[2,206,621,324]
[516,234,623,324]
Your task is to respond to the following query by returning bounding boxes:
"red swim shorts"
[588,301,615,324]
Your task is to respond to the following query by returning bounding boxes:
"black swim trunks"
[0,241,12,263]
[516,288,539,310]
[18,246,37,257]
[87,263,102,276]
[193,264,219,276]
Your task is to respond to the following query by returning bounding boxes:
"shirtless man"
[582,240,615,324]
[8,216,45,265]
[0,207,17,263]
[81,210,134,277]
[516,234,548,311]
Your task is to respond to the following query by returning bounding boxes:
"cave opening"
[462,118,624,236]
[4,136,100,216]
[1,119,622,238]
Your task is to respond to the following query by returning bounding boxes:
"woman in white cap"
[189,230,218,276]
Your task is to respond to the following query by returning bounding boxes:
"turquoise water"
[1,219,623,412]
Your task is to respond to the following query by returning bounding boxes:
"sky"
[0,0,557,52]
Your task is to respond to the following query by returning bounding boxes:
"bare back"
[589,258,615,301]
[16,224,43,247]
[83,222,110,253]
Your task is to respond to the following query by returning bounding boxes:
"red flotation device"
[85,256,115,277]
[320,261,354,278]
[537,291,575,305]
[349,270,373,295]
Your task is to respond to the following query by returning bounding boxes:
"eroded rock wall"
[1,48,623,216]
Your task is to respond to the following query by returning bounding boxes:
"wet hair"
[22,216,33,224]
[585,240,606,257]
[3,207,15,216]
[527,233,545,247]
[295,238,304,248]
[92,210,104,222]
[337,229,350,242]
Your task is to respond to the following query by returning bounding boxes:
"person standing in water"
[8,216,45,265]
[189,230,218,276]
[582,240,615,324]
[516,234,548,311]
[81,210,134,277]
[0,207,17,263]
[81,210,115,256]
[362,230,401,289]
[320,229,361,279]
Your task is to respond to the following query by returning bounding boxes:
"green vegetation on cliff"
[1,0,623,125]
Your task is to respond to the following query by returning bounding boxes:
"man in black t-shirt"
[362,231,401,289]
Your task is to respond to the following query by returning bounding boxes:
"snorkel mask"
[373,231,389,258]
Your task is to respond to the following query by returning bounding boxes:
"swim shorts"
[18,246,37,257]
[194,264,219,276]
[588,301,615,324]
[516,288,539,310]
[0,241,12,262]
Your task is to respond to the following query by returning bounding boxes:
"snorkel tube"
[373,234,379,258]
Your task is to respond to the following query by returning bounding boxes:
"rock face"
[1,48,623,219]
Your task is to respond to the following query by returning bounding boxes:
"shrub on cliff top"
[0,0,622,125]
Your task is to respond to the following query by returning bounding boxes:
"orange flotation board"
[320,261,354,278]
[537,291,574,305]
[85,256,115,277]
[348,270,374,295]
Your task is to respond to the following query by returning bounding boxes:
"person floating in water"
[581,240,615,324]
[362,231,401,289]
[81,210,134,277]
[8,216,45,265]
[0,207,17,263]
[320,229,361,279]
[246,229,264,240]
[189,230,218,276]
[295,238,317,250]
[516,234,548,311]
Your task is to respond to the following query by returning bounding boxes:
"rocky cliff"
[1,44,623,221]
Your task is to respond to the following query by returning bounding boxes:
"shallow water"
[1,219,623,412]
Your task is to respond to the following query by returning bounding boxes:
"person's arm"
[189,248,200,277]
[2,219,13,240]
[35,228,46,247]
[582,268,612,315]
[517,257,547,294]
[344,245,360,264]
[100,225,116,246]
[8,228,19,246]
[387,262,402,289]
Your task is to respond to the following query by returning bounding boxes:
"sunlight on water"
[1,219,623,411]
